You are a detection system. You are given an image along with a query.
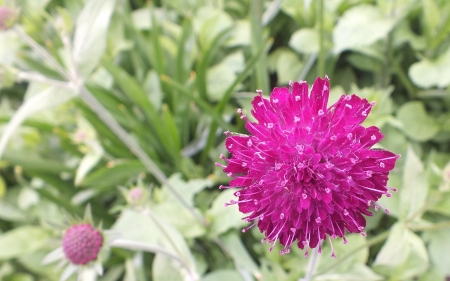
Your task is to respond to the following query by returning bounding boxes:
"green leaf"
[423,0,441,38]
[408,48,450,88]
[201,270,244,281]
[333,5,395,54]
[373,223,409,268]
[318,234,370,274]
[398,146,428,220]
[397,101,439,142]
[112,208,196,276]
[206,63,237,101]
[220,231,260,278]
[0,31,22,67]
[192,7,233,51]
[373,222,428,279]
[74,144,104,186]
[82,160,146,188]
[72,0,116,78]
[423,228,450,278]
[0,226,49,260]
[0,86,77,159]
[153,254,184,281]
[152,174,212,238]
[17,187,39,210]
[206,189,247,236]
[316,264,382,281]
[289,28,319,54]
[275,49,303,85]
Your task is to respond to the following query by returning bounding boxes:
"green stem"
[317,0,325,77]
[408,220,450,231]
[303,244,321,281]
[393,60,416,99]
[251,0,269,96]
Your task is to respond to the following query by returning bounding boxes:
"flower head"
[62,223,103,265]
[217,77,399,257]
[42,205,114,281]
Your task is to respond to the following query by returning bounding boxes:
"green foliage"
[0,0,450,280]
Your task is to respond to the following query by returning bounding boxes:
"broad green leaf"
[409,48,450,88]
[333,5,395,54]
[397,101,439,142]
[0,86,77,159]
[281,0,315,26]
[19,250,61,280]
[315,264,382,281]
[318,234,369,274]
[373,223,409,267]
[192,7,233,51]
[275,49,303,85]
[112,208,196,274]
[373,222,428,279]
[0,31,21,67]
[0,226,49,260]
[398,146,428,220]
[221,231,260,278]
[73,0,116,78]
[17,187,39,210]
[153,254,184,281]
[206,189,247,236]
[226,20,251,47]
[0,200,27,222]
[289,28,319,54]
[152,174,212,238]
[201,270,244,281]
[423,228,450,277]
[206,63,237,101]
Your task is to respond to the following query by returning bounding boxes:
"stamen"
[215,162,226,168]
[376,202,390,214]
[242,222,257,233]
[329,236,336,258]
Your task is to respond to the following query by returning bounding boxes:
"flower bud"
[62,223,103,265]
[0,7,16,31]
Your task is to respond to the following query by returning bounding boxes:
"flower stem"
[13,26,70,80]
[317,0,325,77]
[407,220,450,231]
[301,246,320,281]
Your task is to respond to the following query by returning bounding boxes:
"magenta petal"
[309,76,330,115]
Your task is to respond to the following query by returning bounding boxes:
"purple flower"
[216,77,399,257]
[62,223,103,265]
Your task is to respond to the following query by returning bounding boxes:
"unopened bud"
[0,7,17,31]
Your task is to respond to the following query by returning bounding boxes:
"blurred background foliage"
[0,0,450,280]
